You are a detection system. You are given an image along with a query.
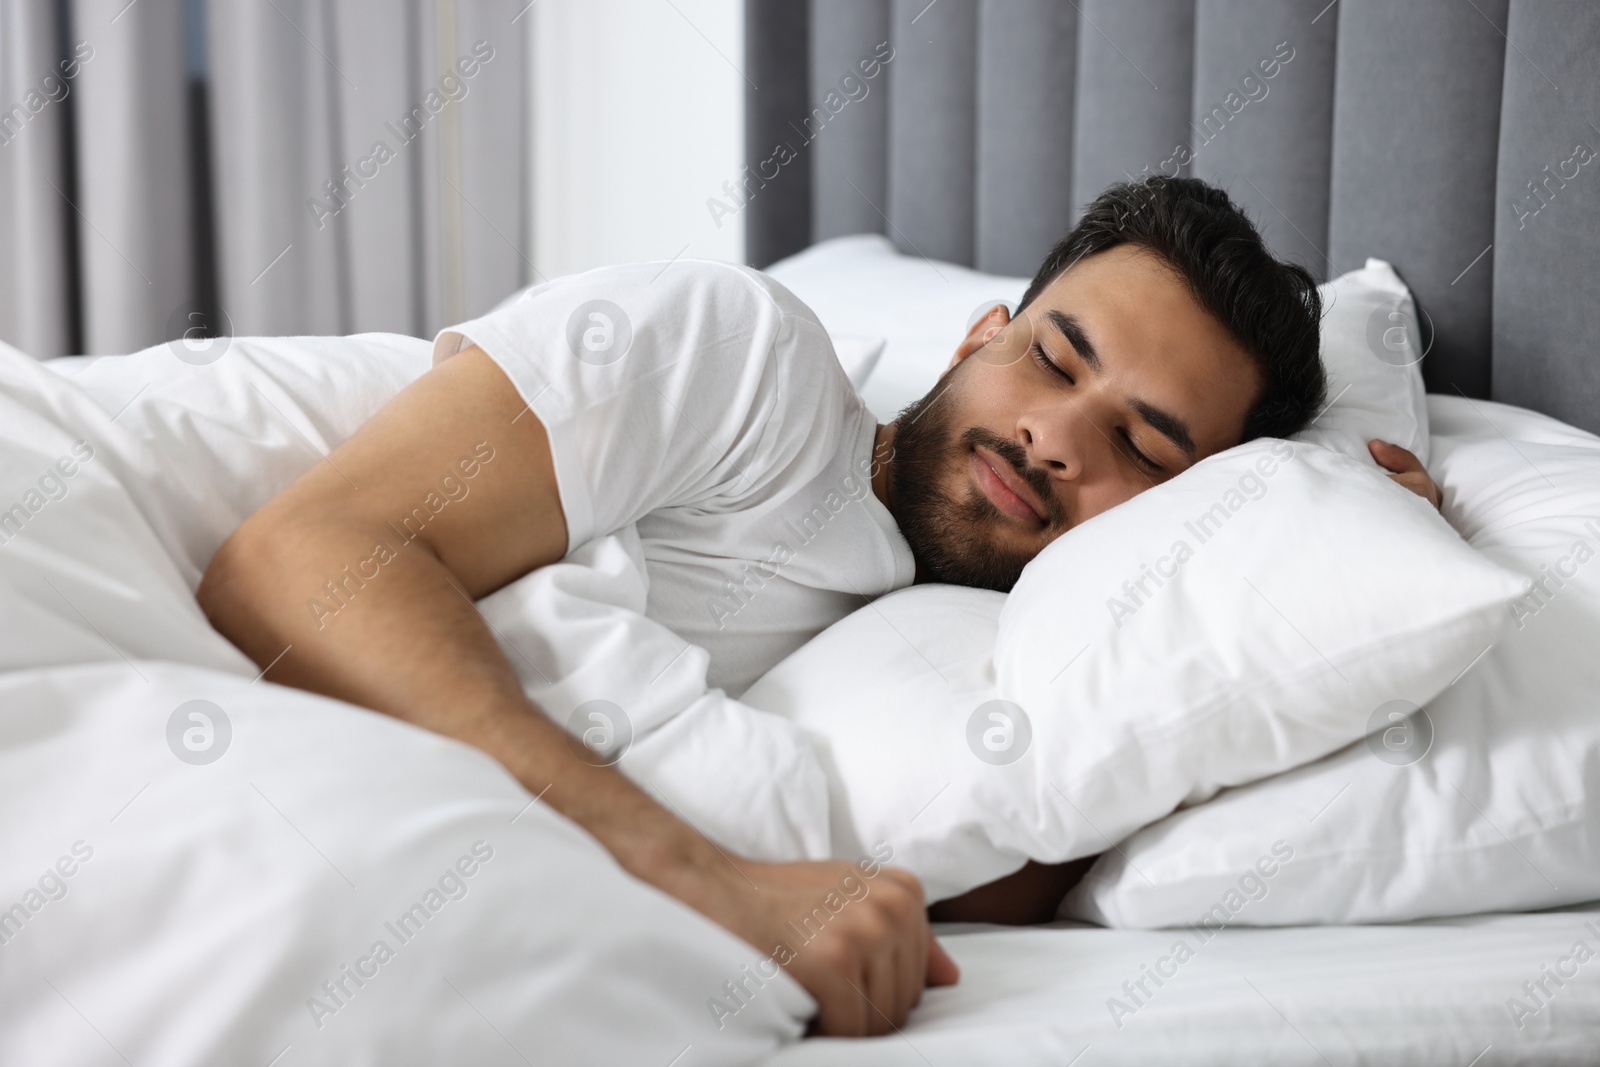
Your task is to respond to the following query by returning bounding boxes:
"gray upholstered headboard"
[743,0,1600,432]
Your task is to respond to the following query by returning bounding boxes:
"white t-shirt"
[434,260,916,696]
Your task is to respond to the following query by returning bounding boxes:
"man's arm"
[926,858,1095,926]
[198,346,957,1036]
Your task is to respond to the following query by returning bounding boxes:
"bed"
[5,246,1592,1066]
[11,278,1598,1065]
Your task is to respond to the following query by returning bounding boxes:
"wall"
[531,0,745,280]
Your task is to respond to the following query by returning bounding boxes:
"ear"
[950,304,1012,371]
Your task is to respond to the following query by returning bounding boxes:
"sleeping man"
[198,176,1441,1037]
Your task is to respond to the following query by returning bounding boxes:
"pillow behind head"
[1294,257,1430,464]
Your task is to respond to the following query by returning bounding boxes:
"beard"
[887,366,1066,592]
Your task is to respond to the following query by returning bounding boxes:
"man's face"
[888,244,1264,591]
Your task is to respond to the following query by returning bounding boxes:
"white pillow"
[744,438,1529,901]
[1065,395,1600,927]
[764,235,1030,422]
[1297,257,1430,464]
[764,237,1429,465]
[741,584,1006,896]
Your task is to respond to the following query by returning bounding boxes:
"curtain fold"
[207,0,346,338]
[0,1,77,357]
[71,0,196,354]
[0,0,531,359]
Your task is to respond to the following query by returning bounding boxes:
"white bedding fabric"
[766,904,1600,1065]
[1,336,820,1064]
[0,662,808,1067]
[1069,394,1600,927]
[764,234,1030,423]
[746,437,1529,904]
[14,295,1597,1062]
[41,333,835,864]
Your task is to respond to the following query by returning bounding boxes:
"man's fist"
[723,856,960,1037]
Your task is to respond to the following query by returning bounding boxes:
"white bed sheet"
[767,905,1600,1065]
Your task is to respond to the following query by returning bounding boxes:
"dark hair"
[1017,176,1326,442]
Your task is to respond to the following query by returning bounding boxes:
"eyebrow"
[1045,309,1198,462]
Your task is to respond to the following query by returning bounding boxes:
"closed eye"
[1034,340,1163,473]
[1031,343,1074,385]
[1118,428,1163,473]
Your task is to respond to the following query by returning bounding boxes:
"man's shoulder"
[561,259,830,337]
[549,258,772,310]
[632,263,866,484]
[598,260,851,402]
[501,258,833,347]
[465,257,859,436]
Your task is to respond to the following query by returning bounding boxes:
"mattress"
[767,905,1600,1065]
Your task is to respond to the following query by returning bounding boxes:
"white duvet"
[0,336,822,1065]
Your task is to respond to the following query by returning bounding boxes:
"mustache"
[960,426,1067,527]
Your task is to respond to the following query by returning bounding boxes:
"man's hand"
[197,346,952,1038]
[1369,440,1441,509]
[694,859,960,1036]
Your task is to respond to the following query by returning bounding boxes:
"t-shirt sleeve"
[433,261,836,555]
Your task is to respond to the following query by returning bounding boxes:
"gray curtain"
[0,1,79,357]
[0,0,532,359]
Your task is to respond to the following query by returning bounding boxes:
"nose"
[1018,401,1097,486]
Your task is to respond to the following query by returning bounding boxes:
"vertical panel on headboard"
[811,0,891,243]
[1070,0,1196,216]
[743,0,812,268]
[887,0,977,264]
[1327,0,1507,399]
[1492,0,1600,432]
[973,0,1077,276]
[1190,0,1338,282]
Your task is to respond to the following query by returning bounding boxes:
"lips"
[970,446,1048,524]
